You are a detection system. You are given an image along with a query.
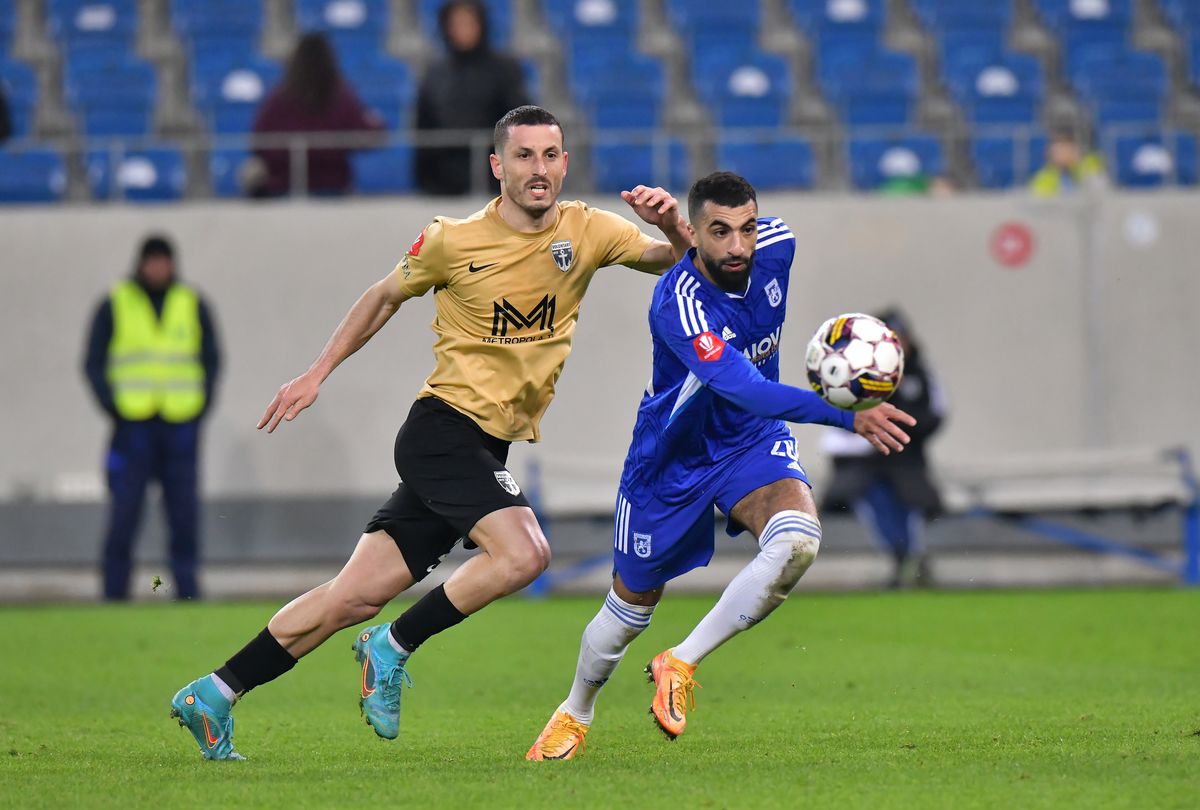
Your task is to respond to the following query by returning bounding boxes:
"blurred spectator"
[1029,131,1107,197]
[0,81,10,144]
[879,173,957,197]
[819,308,946,589]
[251,32,384,196]
[83,236,221,600]
[415,0,530,195]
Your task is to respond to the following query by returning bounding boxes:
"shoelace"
[379,664,414,711]
[669,666,702,714]
[543,715,588,756]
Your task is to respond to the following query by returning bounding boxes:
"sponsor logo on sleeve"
[692,331,725,362]
[408,230,426,257]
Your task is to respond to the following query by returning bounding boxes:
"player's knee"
[759,511,822,597]
[499,538,551,591]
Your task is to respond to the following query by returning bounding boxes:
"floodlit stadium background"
[1,0,1198,599]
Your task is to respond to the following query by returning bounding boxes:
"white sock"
[673,510,821,666]
[559,589,655,725]
[385,629,409,656]
[209,672,238,704]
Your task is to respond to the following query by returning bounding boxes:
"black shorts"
[364,397,530,581]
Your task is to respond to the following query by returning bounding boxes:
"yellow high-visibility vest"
[107,280,206,422]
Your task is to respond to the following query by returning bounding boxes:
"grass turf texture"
[0,589,1195,809]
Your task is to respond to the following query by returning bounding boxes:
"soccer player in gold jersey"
[169,106,692,759]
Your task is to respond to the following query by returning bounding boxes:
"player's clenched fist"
[258,372,320,433]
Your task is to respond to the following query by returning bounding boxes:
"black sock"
[215,627,297,695]
[389,585,468,652]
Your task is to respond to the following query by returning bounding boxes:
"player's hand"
[621,185,680,228]
[853,402,916,455]
[258,372,320,433]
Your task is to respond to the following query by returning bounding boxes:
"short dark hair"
[139,234,174,262]
[493,105,563,153]
[687,171,757,222]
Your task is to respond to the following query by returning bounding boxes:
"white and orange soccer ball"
[805,313,904,411]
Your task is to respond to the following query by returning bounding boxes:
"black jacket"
[822,348,946,514]
[414,4,529,195]
[83,279,221,420]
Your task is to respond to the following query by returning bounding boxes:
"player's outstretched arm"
[622,185,693,268]
[258,271,410,433]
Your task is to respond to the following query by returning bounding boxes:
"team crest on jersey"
[550,240,573,272]
[494,470,521,496]
[764,278,782,308]
[633,533,652,559]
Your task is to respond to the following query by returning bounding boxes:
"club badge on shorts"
[633,533,652,559]
[494,470,521,496]
[550,240,573,272]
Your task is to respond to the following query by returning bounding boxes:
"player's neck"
[496,197,559,233]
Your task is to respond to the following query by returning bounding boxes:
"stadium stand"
[0,0,1198,201]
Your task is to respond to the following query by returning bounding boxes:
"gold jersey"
[392,196,657,442]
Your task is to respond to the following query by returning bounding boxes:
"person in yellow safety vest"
[1029,131,1107,197]
[83,235,221,600]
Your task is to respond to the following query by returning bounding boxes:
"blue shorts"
[612,430,810,593]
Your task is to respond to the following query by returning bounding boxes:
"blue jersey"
[618,217,855,506]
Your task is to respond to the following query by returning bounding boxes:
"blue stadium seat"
[0,58,37,137]
[48,0,138,51]
[1162,0,1200,31]
[794,0,883,32]
[695,53,791,128]
[419,0,512,46]
[717,134,814,189]
[0,0,16,57]
[848,134,944,190]
[65,51,156,135]
[570,51,663,105]
[592,137,687,192]
[209,145,250,197]
[1034,0,1131,29]
[296,0,388,58]
[86,147,187,201]
[587,87,662,129]
[543,0,638,39]
[0,150,67,203]
[945,53,1043,124]
[819,41,918,125]
[1112,132,1199,187]
[172,0,262,54]
[1070,49,1165,124]
[191,57,281,133]
[971,132,1047,189]
[339,53,413,129]
[351,143,415,194]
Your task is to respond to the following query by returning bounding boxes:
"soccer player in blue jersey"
[527,172,916,759]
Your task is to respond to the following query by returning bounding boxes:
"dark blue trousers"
[102,418,201,599]
[854,479,920,563]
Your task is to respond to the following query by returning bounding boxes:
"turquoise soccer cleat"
[352,623,413,740]
[170,676,245,761]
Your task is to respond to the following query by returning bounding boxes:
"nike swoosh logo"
[468,262,497,273]
[547,742,577,760]
[361,655,376,699]
[202,713,219,748]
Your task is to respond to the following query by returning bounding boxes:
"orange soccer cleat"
[645,649,701,740]
[525,710,590,761]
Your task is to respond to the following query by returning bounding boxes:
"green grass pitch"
[0,589,1195,809]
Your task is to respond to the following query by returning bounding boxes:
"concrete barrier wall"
[2,191,1196,516]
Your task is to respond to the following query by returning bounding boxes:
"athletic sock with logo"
[559,589,655,725]
[672,511,820,666]
[388,584,467,653]
[213,627,298,698]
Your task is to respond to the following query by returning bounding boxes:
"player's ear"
[489,152,503,181]
[561,150,569,178]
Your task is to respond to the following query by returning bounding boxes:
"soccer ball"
[805,313,904,411]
